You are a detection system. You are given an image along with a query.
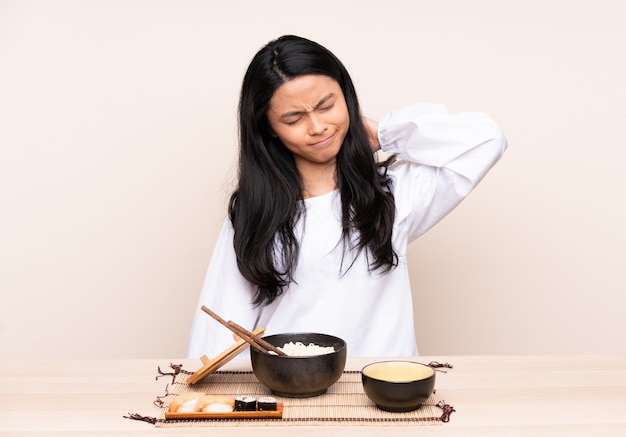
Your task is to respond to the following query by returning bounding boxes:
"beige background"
[1,0,624,359]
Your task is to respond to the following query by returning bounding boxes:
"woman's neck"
[299,162,337,199]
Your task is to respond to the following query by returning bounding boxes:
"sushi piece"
[234,395,257,411]
[168,392,202,412]
[196,395,235,412]
[257,396,277,411]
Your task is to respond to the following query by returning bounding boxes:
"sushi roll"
[234,395,257,411]
[257,396,277,411]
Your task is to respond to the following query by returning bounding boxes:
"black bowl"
[250,332,347,398]
[361,361,436,412]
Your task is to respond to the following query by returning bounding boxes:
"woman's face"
[266,74,350,174]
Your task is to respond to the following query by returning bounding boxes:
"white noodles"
[278,341,335,356]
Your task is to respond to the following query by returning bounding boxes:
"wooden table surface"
[1,355,625,436]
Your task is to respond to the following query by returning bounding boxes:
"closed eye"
[278,93,336,125]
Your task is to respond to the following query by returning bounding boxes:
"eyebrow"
[279,93,336,119]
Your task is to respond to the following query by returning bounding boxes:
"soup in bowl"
[361,361,435,412]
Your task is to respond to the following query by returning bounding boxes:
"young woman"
[187,35,507,358]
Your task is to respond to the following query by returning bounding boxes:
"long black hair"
[229,35,398,306]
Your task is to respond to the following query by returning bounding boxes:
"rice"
[277,341,335,356]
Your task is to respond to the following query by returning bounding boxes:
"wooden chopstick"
[200,306,269,354]
[226,320,287,356]
[200,305,287,356]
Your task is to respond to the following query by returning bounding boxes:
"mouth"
[309,131,336,147]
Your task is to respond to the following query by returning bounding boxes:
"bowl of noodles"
[250,332,347,398]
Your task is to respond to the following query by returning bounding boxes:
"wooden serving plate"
[165,403,283,420]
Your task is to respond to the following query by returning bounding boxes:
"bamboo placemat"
[152,367,453,427]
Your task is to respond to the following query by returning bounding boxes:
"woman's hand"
[362,116,381,152]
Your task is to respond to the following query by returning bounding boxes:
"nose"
[307,113,327,136]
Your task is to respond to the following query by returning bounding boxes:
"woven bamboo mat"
[153,369,451,428]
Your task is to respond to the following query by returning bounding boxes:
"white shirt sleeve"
[187,220,260,359]
[379,103,507,242]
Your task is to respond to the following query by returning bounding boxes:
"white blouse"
[187,103,507,359]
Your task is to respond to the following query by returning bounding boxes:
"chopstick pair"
[201,305,287,356]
